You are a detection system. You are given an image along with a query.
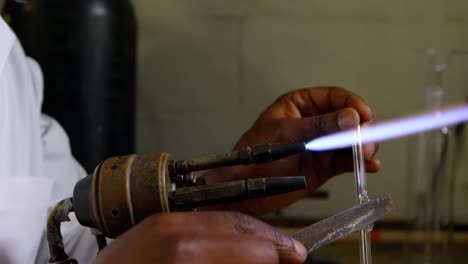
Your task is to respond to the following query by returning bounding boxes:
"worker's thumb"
[284,107,360,142]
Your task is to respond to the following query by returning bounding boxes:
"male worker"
[93,86,381,263]
[0,7,379,264]
[93,87,380,264]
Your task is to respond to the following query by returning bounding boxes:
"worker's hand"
[202,87,380,214]
[94,211,307,264]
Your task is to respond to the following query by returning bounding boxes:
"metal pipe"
[173,176,306,209]
[47,198,78,264]
[175,142,306,174]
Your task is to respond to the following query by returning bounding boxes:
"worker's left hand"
[202,87,380,214]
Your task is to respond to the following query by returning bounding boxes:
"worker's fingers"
[143,211,307,263]
[267,87,373,123]
[95,230,288,264]
[155,234,284,264]
[361,121,380,158]
[331,142,378,164]
[365,158,381,172]
[276,107,359,143]
[328,145,380,175]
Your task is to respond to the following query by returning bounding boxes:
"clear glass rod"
[353,125,372,264]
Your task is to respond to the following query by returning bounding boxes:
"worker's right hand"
[93,211,307,264]
[201,86,379,214]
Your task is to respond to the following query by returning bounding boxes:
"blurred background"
[135,0,468,224]
[2,0,467,262]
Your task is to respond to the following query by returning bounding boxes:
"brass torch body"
[72,142,307,239]
[73,154,173,238]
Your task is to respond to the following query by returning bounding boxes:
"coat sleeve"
[0,16,98,263]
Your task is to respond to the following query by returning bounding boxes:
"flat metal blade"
[291,194,394,252]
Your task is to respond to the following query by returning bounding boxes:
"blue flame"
[306,105,468,151]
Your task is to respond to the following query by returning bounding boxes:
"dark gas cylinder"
[3,0,136,173]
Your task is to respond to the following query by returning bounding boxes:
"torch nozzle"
[173,176,306,209]
[174,142,306,175]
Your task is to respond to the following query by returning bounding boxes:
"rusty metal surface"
[74,151,307,238]
[47,198,77,264]
[175,142,306,174]
[129,153,172,221]
[94,153,173,238]
[73,153,174,238]
[96,155,137,238]
[72,143,309,239]
[173,176,306,209]
[69,143,315,241]
[291,194,394,252]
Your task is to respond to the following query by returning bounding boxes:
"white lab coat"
[0,17,97,263]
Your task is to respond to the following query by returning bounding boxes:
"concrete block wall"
[135,0,468,222]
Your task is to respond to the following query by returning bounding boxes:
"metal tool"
[47,142,307,263]
[47,142,392,263]
[174,142,306,175]
[291,194,394,252]
[71,142,307,238]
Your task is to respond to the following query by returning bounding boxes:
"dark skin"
[95,87,380,263]
[95,212,307,264]
[6,2,378,262]
[203,86,380,214]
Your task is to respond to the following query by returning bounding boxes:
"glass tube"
[404,48,463,263]
[353,125,372,264]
